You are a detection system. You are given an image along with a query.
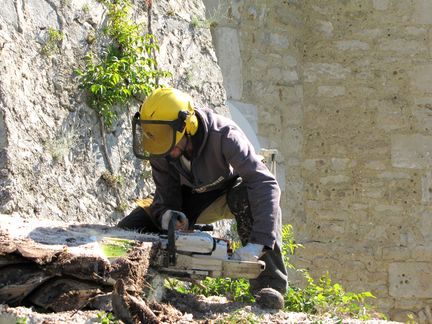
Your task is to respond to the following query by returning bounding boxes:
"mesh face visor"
[132,113,184,159]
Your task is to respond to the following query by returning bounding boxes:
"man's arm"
[149,158,183,222]
[221,128,281,249]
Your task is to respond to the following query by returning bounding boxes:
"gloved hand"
[231,243,264,262]
[161,210,189,231]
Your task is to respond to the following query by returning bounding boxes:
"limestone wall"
[206,0,432,320]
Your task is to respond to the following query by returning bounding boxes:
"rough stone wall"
[301,1,432,319]
[205,0,432,320]
[0,0,227,224]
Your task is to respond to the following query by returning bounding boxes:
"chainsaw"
[153,212,265,280]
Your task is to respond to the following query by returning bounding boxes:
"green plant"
[96,311,119,324]
[82,3,90,14]
[41,27,64,56]
[281,223,303,269]
[45,131,76,161]
[190,3,227,29]
[284,271,377,320]
[16,317,28,324]
[167,276,253,303]
[169,224,381,320]
[102,170,124,188]
[216,309,262,324]
[115,200,128,212]
[76,0,170,127]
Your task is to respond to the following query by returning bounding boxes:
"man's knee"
[117,205,160,233]
[226,179,249,215]
[226,179,252,245]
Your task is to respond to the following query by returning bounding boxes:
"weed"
[60,0,71,7]
[82,3,90,14]
[16,317,28,324]
[216,309,262,324]
[102,170,124,188]
[45,131,76,161]
[96,311,119,323]
[281,223,303,269]
[170,224,381,320]
[284,270,377,319]
[76,0,170,127]
[41,27,64,56]
[191,3,227,29]
[115,200,128,212]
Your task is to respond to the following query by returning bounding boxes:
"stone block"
[376,102,406,131]
[382,246,410,260]
[304,63,351,83]
[411,245,432,261]
[389,262,432,298]
[418,210,432,241]
[421,171,432,204]
[412,97,432,130]
[413,0,432,24]
[409,64,432,94]
[213,27,243,100]
[317,85,346,97]
[320,175,350,185]
[391,134,432,169]
[269,32,289,51]
[373,0,389,10]
[335,40,369,51]
[314,20,333,38]
[379,39,427,55]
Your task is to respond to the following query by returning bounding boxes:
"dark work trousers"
[117,179,288,295]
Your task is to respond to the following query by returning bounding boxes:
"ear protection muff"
[184,102,198,135]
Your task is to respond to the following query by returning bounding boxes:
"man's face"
[169,136,188,159]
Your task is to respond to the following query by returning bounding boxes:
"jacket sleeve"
[221,127,281,249]
[149,158,183,222]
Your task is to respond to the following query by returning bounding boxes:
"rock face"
[0,0,227,224]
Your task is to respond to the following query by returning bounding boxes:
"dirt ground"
[0,289,400,324]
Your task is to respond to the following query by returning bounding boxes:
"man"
[118,87,287,309]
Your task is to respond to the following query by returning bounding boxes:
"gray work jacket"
[149,108,281,249]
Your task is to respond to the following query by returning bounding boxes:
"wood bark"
[0,220,163,322]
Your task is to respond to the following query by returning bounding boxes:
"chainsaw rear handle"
[167,211,184,266]
[166,213,214,266]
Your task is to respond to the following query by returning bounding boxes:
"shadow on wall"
[226,101,261,151]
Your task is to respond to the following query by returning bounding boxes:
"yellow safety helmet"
[132,88,198,159]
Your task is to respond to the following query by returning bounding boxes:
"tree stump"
[0,214,162,321]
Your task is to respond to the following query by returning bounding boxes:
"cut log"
[0,215,161,313]
[28,278,104,312]
[0,264,53,305]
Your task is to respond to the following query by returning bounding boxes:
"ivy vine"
[76,0,170,127]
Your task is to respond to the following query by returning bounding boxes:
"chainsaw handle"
[167,211,184,266]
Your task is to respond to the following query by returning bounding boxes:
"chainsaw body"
[156,216,265,279]
[155,227,265,280]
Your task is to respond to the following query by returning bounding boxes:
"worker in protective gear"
[118,87,287,309]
